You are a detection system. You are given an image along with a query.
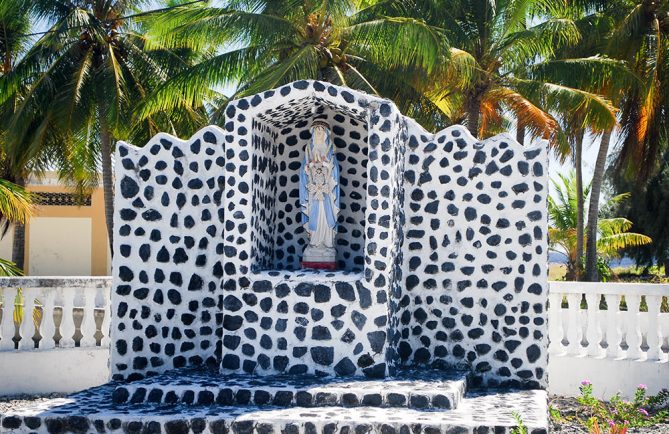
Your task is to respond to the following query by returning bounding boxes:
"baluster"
[0,287,18,350]
[566,293,582,355]
[39,287,57,349]
[18,287,37,350]
[625,294,642,360]
[646,295,662,361]
[604,294,622,358]
[58,287,76,348]
[585,292,602,356]
[79,286,97,347]
[98,285,111,348]
[548,292,565,354]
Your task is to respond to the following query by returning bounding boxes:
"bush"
[551,380,668,432]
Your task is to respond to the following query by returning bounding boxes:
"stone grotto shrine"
[0,80,550,433]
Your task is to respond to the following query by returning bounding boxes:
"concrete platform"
[110,368,468,409]
[0,380,548,434]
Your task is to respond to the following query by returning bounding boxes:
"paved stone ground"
[0,381,549,433]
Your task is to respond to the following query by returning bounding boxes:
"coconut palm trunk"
[466,97,481,137]
[10,176,26,272]
[100,122,115,257]
[574,129,585,280]
[516,122,525,146]
[585,129,613,281]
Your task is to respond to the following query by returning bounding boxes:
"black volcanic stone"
[273,391,294,406]
[367,330,386,353]
[409,394,430,408]
[294,282,313,296]
[314,285,331,302]
[342,392,359,406]
[334,357,356,376]
[312,326,332,340]
[142,209,162,221]
[165,420,189,434]
[120,176,139,198]
[356,283,372,308]
[295,391,312,406]
[310,346,334,365]
[335,282,355,301]
[386,393,406,406]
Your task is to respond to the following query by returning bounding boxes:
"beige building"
[0,173,110,276]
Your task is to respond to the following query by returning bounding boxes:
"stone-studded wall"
[221,81,406,377]
[251,119,278,270]
[111,127,226,381]
[111,80,547,386]
[395,119,548,388]
[221,271,390,377]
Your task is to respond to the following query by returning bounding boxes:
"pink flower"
[581,379,592,386]
[638,384,647,390]
[608,420,615,428]
[639,408,649,417]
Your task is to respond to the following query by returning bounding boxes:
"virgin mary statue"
[299,120,339,269]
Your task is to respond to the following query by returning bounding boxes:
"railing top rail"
[549,280,669,297]
[0,276,112,289]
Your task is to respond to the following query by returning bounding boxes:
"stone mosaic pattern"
[110,367,467,409]
[220,82,405,379]
[111,80,548,386]
[395,119,549,388]
[221,270,390,377]
[0,382,548,434]
[112,127,226,381]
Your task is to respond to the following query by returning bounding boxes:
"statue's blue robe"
[299,139,339,232]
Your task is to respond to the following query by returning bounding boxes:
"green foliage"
[595,256,613,282]
[608,149,669,268]
[0,258,23,277]
[548,171,652,280]
[138,0,449,129]
[2,0,209,191]
[407,0,621,147]
[510,411,528,434]
[550,381,669,430]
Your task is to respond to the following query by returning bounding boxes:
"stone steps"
[110,368,469,410]
[0,382,549,434]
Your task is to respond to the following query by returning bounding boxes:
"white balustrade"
[0,277,112,352]
[549,281,669,361]
[2,277,667,366]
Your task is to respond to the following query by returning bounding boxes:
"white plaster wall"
[548,355,669,399]
[28,217,92,276]
[0,348,109,396]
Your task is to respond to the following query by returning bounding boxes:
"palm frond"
[0,179,33,224]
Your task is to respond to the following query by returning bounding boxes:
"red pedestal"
[301,261,337,270]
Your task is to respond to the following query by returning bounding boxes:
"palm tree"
[0,0,32,270]
[1,0,208,255]
[603,0,669,183]
[582,0,669,280]
[549,171,652,280]
[402,0,620,149]
[137,0,449,129]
